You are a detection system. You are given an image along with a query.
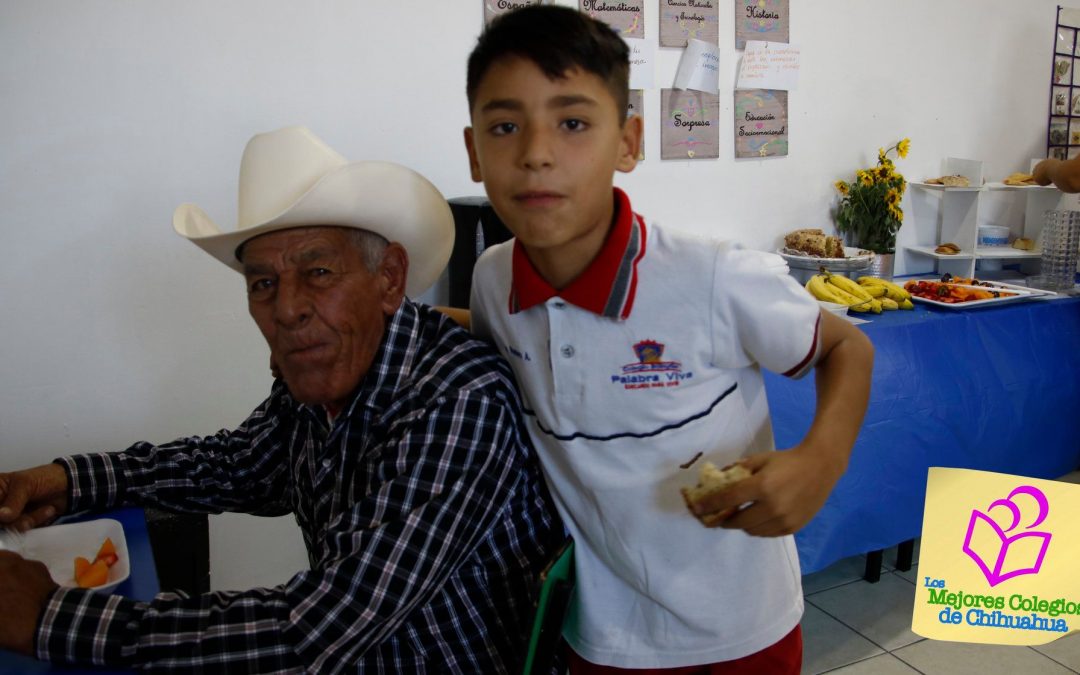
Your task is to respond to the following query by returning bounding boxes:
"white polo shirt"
[470,189,822,668]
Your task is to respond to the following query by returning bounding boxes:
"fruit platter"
[902,274,1053,309]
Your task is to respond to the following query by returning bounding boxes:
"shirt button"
[322,458,333,468]
[560,344,575,358]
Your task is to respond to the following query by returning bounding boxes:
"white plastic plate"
[777,246,874,266]
[0,519,129,592]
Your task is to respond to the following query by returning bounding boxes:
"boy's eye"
[562,118,588,132]
[490,122,517,136]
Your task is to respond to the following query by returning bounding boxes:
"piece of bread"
[1003,172,1036,187]
[935,242,961,255]
[783,229,846,258]
[1011,237,1035,251]
[680,461,752,527]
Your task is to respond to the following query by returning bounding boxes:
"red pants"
[567,625,802,675]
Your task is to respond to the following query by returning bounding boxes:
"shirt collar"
[509,187,646,320]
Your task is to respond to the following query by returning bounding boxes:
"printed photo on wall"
[734,89,788,158]
[1055,87,1070,115]
[659,0,719,48]
[660,89,719,160]
[735,0,789,50]
[628,89,645,161]
[483,0,551,26]
[1054,57,1072,84]
[580,0,644,38]
[1051,117,1068,146]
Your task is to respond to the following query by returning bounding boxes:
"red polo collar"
[509,188,646,320]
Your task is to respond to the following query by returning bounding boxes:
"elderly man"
[0,126,562,672]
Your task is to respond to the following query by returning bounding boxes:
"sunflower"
[897,138,911,159]
[858,170,873,187]
[835,180,850,196]
[886,188,901,206]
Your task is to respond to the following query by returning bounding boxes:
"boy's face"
[464,57,641,281]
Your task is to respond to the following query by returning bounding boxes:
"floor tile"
[823,653,922,674]
[1033,631,1080,671]
[802,555,879,595]
[893,639,1075,674]
[800,603,884,675]
[1057,470,1080,485]
[893,564,919,585]
[807,573,921,651]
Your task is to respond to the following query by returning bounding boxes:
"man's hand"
[0,464,69,532]
[693,447,846,537]
[0,551,59,655]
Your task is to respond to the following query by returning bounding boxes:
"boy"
[462,7,874,672]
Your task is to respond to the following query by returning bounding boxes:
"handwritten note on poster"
[661,88,719,160]
[625,38,655,89]
[736,41,800,90]
[673,39,720,95]
[580,0,644,38]
[734,89,787,158]
[735,0,789,50]
[659,0,719,48]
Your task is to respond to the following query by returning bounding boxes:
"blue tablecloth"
[0,507,158,674]
[767,296,1080,574]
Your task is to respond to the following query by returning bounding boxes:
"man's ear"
[377,243,408,314]
[615,113,644,174]
[464,127,484,183]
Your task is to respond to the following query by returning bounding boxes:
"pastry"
[783,228,846,258]
[1003,172,1037,186]
[935,243,961,255]
[681,461,752,527]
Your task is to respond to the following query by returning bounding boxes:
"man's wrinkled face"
[241,227,405,413]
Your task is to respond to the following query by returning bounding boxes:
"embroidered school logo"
[962,485,1052,587]
[611,340,693,390]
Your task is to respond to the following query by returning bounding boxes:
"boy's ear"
[615,114,644,174]
[463,127,484,183]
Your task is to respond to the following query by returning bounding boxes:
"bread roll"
[680,462,752,527]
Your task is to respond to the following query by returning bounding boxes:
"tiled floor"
[800,471,1080,674]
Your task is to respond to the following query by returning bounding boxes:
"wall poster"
[734,89,787,158]
[735,0,789,50]
[659,0,719,48]
[580,0,644,38]
[661,88,719,160]
[483,0,551,26]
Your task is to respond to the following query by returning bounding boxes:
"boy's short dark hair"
[467,5,630,122]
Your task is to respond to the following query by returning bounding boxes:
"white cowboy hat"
[173,125,454,297]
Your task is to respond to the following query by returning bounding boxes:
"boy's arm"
[692,310,873,537]
[434,306,472,330]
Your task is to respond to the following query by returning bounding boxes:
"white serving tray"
[907,282,1042,310]
[0,518,129,592]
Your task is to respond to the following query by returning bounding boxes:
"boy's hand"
[699,448,845,537]
[0,464,69,532]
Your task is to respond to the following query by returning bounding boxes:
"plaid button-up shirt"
[36,300,562,673]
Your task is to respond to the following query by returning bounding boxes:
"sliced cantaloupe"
[77,559,109,588]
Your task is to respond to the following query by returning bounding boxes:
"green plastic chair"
[521,538,575,675]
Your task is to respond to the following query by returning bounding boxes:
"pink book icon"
[962,485,1051,587]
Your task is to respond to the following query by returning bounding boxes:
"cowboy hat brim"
[173,160,454,297]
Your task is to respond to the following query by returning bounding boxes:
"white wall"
[0,0,1065,590]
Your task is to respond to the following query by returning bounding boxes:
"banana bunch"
[856,276,914,310]
[805,270,881,313]
[805,271,916,312]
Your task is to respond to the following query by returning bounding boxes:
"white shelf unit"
[902,158,1063,278]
